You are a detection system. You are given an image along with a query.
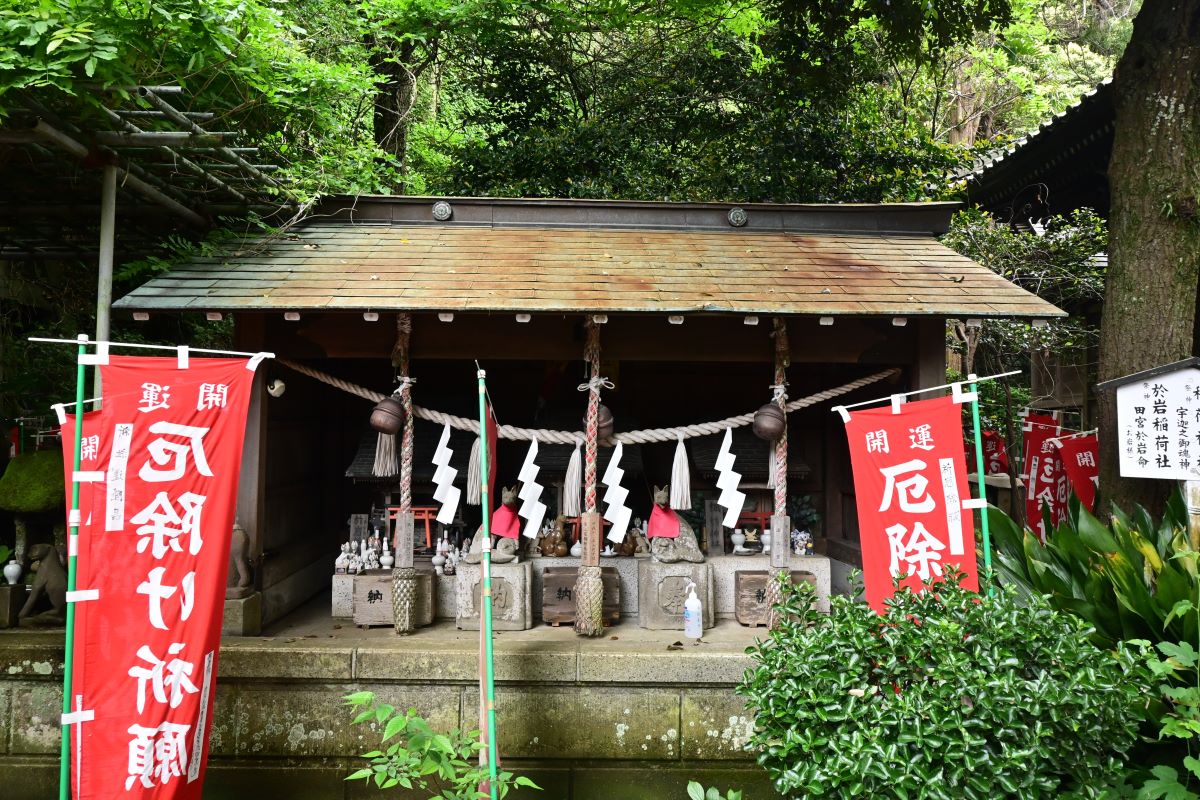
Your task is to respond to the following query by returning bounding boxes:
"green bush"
[737,572,1147,799]
[989,493,1196,650]
[343,691,539,798]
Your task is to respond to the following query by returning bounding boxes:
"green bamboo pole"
[476,370,499,800]
[968,375,994,595]
[60,333,88,799]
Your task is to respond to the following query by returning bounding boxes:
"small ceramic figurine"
[647,485,704,563]
[335,542,351,573]
[380,537,394,569]
[540,517,564,557]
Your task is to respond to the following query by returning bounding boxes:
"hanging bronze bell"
[585,404,615,441]
[752,403,786,441]
[369,396,405,434]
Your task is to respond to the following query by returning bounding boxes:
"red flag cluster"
[61,355,259,799]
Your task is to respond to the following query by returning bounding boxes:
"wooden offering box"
[734,569,817,627]
[541,565,620,627]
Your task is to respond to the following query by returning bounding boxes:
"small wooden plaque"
[770,515,790,569]
[580,513,602,565]
[350,513,370,542]
[542,565,620,626]
[734,569,816,627]
[353,570,393,627]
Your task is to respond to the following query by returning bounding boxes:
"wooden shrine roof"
[115,196,1064,319]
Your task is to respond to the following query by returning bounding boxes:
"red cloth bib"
[647,504,679,538]
[491,503,521,539]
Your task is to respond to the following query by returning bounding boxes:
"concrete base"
[0,595,784,799]
[455,561,533,631]
[0,585,27,629]
[637,561,714,630]
[222,592,262,636]
[331,573,354,618]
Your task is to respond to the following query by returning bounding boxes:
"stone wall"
[0,633,779,799]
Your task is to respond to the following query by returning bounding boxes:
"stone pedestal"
[331,573,354,618]
[222,592,262,636]
[637,561,714,630]
[456,561,533,631]
[0,585,27,629]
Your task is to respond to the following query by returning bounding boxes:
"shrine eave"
[114,195,1065,320]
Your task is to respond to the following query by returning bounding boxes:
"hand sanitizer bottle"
[683,581,703,639]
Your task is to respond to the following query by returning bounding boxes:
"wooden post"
[767,318,791,628]
[574,320,605,636]
[392,313,419,633]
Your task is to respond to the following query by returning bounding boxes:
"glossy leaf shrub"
[737,573,1147,799]
[989,492,1196,650]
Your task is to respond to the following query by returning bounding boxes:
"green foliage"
[989,492,1195,651]
[0,450,64,513]
[686,781,742,800]
[737,572,1146,798]
[988,495,1200,798]
[1130,635,1200,799]
[0,0,393,196]
[343,691,540,799]
[943,207,1108,309]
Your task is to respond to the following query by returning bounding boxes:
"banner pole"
[476,370,499,800]
[968,375,994,595]
[60,333,88,800]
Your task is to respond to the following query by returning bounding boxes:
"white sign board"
[1116,365,1200,480]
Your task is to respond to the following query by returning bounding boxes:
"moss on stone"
[0,451,64,513]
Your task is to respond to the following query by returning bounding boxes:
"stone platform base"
[637,561,714,630]
[0,596,783,799]
[456,561,533,630]
[222,592,262,636]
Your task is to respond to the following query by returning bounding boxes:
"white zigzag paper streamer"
[432,423,461,525]
[601,442,632,543]
[517,439,547,539]
[715,428,745,528]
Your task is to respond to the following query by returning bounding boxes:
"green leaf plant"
[988,490,1196,652]
[986,493,1200,797]
[736,570,1147,799]
[343,692,540,799]
[686,780,742,800]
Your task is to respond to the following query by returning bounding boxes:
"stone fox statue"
[465,486,520,564]
[19,543,67,626]
[648,485,704,563]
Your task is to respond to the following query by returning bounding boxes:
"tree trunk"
[1098,0,1200,514]
[371,41,418,167]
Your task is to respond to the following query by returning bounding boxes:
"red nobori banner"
[1057,434,1100,513]
[1022,413,1064,542]
[982,430,1009,475]
[64,355,260,799]
[60,406,109,794]
[844,395,980,613]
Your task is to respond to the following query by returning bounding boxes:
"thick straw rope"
[773,320,789,517]
[767,319,790,630]
[583,323,601,513]
[394,314,415,512]
[277,358,897,444]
